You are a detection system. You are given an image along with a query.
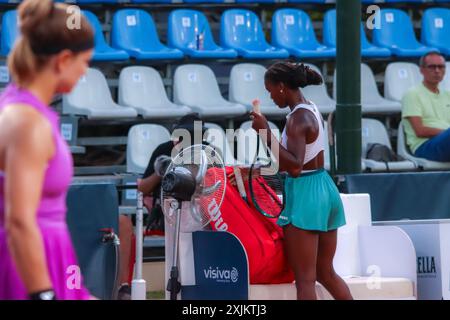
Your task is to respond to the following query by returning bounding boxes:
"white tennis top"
[281,102,325,164]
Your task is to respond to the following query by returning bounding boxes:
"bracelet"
[29,289,56,300]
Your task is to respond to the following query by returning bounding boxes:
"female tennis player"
[250,62,353,300]
[0,0,94,300]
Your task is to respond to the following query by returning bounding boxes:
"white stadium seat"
[397,120,450,171]
[384,62,421,102]
[333,64,401,114]
[126,124,171,174]
[236,120,281,165]
[302,63,335,114]
[63,68,137,120]
[173,64,247,119]
[228,63,289,118]
[323,120,366,172]
[442,61,450,92]
[204,122,238,166]
[361,118,416,172]
[118,66,191,120]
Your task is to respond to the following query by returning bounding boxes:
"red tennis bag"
[208,167,294,284]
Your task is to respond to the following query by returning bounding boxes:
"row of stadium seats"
[2,0,450,3]
[125,121,313,172]
[63,0,450,3]
[3,7,450,59]
[362,0,450,2]
[62,61,450,120]
[126,116,450,175]
[325,8,450,57]
[1,0,337,4]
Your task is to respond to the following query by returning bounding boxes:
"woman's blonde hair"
[7,0,94,86]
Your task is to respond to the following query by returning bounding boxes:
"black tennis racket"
[247,130,286,218]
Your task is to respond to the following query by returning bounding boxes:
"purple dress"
[0,84,90,300]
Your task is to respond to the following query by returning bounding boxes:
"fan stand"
[167,199,182,300]
[132,191,146,300]
[162,145,224,300]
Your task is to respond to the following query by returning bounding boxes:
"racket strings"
[248,166,285,218]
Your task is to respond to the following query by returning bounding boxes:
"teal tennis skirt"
[277,169,346,232]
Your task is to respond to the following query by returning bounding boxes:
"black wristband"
[29,289,56,300]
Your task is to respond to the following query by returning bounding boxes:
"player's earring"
[280,89,283,93]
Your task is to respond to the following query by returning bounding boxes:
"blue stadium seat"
[323,9,391,58]
[287,0,327,3]
[421,8,450,56]
[130,1,174,3]
[183,0,226,3]
[52,0,121,3]
[372,9,438,57]
[15,0,123,3]
[235,0,276,3]
[360,27,392,58]
[0,9,129,60]
[384,0,429,2]
[272,9,335,59]
[168,9,237,59]
[220,9,289,59]
[74,0,122,3]
[1,10,18,56]
[111,9,183,60]
[367,0,442,3]
[82,11,129,61]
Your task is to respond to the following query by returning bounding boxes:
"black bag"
[366,143,405,171]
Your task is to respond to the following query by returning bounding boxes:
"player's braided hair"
[265,61,323,89]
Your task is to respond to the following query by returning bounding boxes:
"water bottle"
[196,32,204,51]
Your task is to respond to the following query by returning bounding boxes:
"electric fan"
[160,144,227,300]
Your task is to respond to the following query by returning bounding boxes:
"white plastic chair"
[333,64,401,114]
[204,122,238,166]
[361,118,416,172]
[63,68,138,120]
[397,120,450,170]
[236,120,281,165]
[228,63,289,118]
[302,64,335,114]
[173,64,247,119]
[324,120,366,172]
[118,66,191,120]
[384,62,421,102]
[441,61,450,92]
[126,124,171,174]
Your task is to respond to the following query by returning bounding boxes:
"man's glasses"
[424,64,446,71]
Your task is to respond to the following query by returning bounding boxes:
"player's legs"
[316,229,353,300]
[283,224,319,300]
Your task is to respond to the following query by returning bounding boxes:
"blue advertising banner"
[181,231,249,300]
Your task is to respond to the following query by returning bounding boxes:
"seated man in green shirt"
[402,51,450,162]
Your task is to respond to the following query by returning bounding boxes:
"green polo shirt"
[401,83,450,153]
